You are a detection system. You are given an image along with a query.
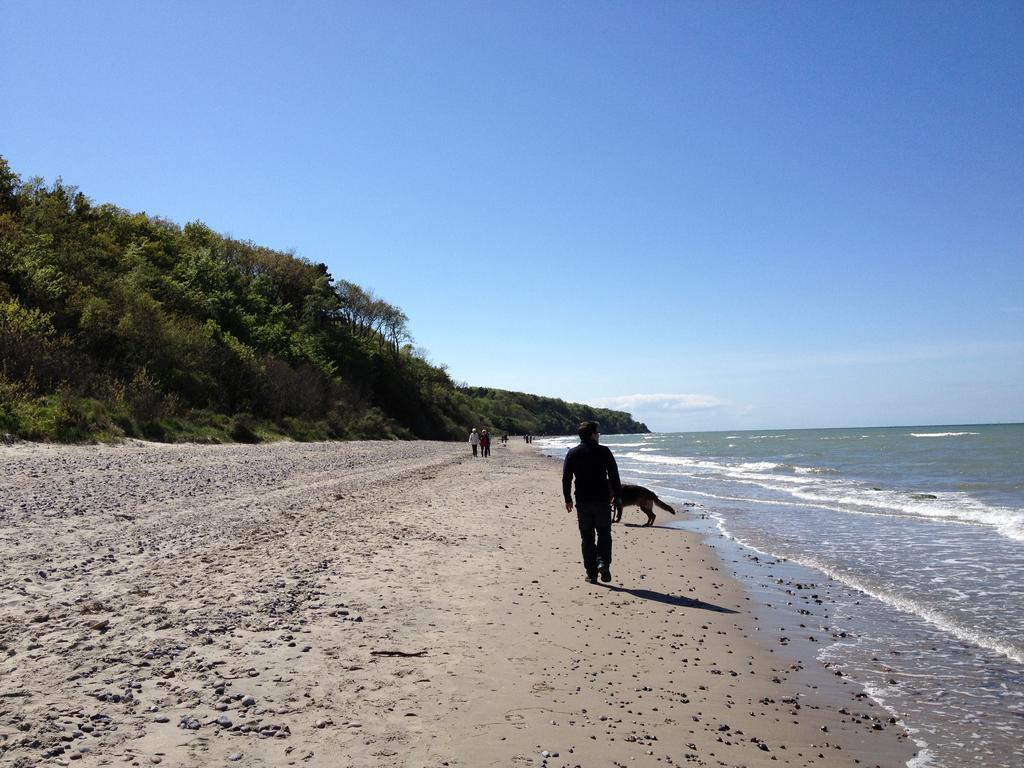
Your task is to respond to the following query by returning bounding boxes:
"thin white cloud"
[591,393,726,412]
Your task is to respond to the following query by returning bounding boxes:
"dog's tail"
[654,497,676,515]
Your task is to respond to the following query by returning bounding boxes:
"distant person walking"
[480,429,491,457]
[469,428,480,457]
[562,421,622,584]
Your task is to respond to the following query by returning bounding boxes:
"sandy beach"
[0,439,917,768]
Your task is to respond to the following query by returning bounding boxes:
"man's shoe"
[599,564,612,583]
[585,574,598,584]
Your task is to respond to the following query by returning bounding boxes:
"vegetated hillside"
[462,387,647,436]
[0,157,647,443]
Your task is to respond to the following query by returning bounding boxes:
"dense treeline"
[461,387,647,436]
[0,157,648,442]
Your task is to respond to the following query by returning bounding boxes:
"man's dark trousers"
[576,500,612,577]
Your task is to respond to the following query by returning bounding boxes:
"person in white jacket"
[468,428,480,457]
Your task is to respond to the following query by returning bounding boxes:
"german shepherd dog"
[613,484,676,526]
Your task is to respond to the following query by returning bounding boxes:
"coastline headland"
[0,439,915,767]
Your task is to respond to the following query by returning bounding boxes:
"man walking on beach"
[469,428,480,457]
[563,421,622,584]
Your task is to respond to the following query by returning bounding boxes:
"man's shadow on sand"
[599,584,739,614]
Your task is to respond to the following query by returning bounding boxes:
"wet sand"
[0,439,916,767]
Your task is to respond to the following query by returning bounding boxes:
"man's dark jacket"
[562,439,622,505]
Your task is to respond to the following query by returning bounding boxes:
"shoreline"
[664,512,933,766]
[0,439,916,767]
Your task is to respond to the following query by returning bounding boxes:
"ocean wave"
[622,453,802,476]
[786,486,1024,543]
[702,510,1024,665]
[624,453,838,482]
[737,461,782,471]
[618,451,1024,543]
[792,556,1024,665]
[910,432,980,437]
[535,437,575,446]
[653,484,826,509]
[659,478,1023,548]
[620,452,720,469]
[739,461,839,475]
[726,472,1024,541]
[856,680,934,768]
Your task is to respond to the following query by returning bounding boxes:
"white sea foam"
[792,557,1024,665]
[619,451,1024,543]
[857,681,935,768]
[621,451,839,486]
[905,748,936,768]
[737,461,782,471]
[787,486,1024,543]
[662,485,837,510]
[535,437,575,449]
[737,461,837,475]
[910,432,980,437]
[620,452,720,469]
[624,453,793,477]
[698,508,1024,665]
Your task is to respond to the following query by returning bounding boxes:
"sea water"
[536,424,1023,768]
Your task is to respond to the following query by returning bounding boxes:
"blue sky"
[3,1,1022,431]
